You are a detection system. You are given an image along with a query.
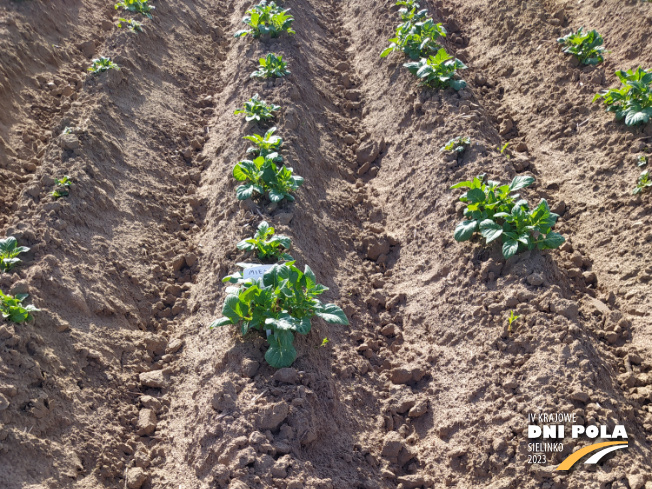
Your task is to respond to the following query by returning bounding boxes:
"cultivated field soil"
[1,0,652,488]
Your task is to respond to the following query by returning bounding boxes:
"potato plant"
[234,1,295,39]
[251,53,290,79]
[404,49,467,90]
[237,221,293,262]
[244,127,283,163]
[633,170,651,195]
[557,28,606,65]
[234,94,280,122]
[451,175,565,259]
[233,154,303,203]
[381,16,446,60]
[88,57,119,74]
[0,237,29,273]
[117,18,143,32]
[441,136,471,154]
[396,0,421,13]
[51,176,71,199]
[1,291,39,323]
[210,262,348,368]
[593,67,652,126]
[114,0,154,18]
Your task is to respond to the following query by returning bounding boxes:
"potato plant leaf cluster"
[404,48,467,90]
[0,291,39,324]
[557,28,606,65]
[210,263,348,368]
[381,1,465,90]
[593,67,652,126]
[440,136,470,153]
[380,6,446,60]
[233,154,303,203]
[633,170,651,195]
[244,127,283,163]
[0,237,29,273]
[251,53,290,79]
[52,176,72,199]
[117,18,143,32]
[114,0,154,18]
[452,175,565,259]
[234,94,280,122]
[88,57,119,74]
[237,221,293,262]
[234,1,295,39]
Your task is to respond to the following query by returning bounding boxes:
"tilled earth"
[0,0,651,488]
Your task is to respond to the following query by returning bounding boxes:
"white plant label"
[243,265,274,279]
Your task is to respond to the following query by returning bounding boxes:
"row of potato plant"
[556,27,652,128]
[553,26,652,191]
[0,237,39,324]
[0,1,155,325]
[209,3,349,369]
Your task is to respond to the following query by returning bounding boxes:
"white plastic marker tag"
[243,265,274,279]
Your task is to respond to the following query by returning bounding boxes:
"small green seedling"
[637,155,648,167]
[507,310,520,333]
[593,67,652,126]
[233,153,304,203]
[210,262,348,368]
[557,28,606,65]
[498,142,510,158]
[237,221,293,262]
[633,170,652,195]
[441,136,471,153]
[316,337,330,348]
[0,237,30,273]
[244,127,283,162]
[114,0,154,18]
[52,176,72,199]
[235,94,281,122]
[88,57,119,74]
[234,1,295,39]
[0,290,39,323]
[403,48,467,90]
[61,127,73,135]
[251,53,290,79]
[451,174,565,259]
[117,18,143,32]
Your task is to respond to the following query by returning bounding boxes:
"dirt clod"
[126,467,148,489]
[139,370,168,389]
[136,409,157,436]
[273,368,298,384]
[241,358,259,378]
[256,402,289,430]
[60,134,79,151]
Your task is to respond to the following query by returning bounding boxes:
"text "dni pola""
[528,424,628,439]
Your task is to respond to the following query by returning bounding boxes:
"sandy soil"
[0,0,651,488]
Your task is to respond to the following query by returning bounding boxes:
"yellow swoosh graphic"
[555,441,628,471]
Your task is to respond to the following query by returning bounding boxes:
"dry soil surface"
[1,0,651,488]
